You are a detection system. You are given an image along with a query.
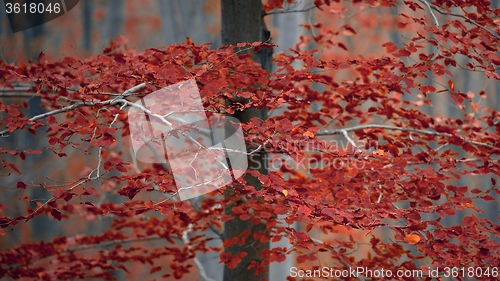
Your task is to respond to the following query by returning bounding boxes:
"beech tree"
[1,0,500,280]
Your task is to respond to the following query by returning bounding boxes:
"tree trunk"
[221,1,272,281]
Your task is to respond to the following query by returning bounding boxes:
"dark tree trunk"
[221,1,272,281]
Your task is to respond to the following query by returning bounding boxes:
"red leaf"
[51,209,62,221]
[7,163,21,174]
[150,266,161,274]
[239,213,251,220]
[177,211,190,224]
[6,107,20,117]
[480,195,495,201]
[296,255,308,263]
[462,216,475,228]
[220,252,247,269]
[83,187,97,196]
[6,73,18,82]
[314,0,323,10]
[451,93,464,105]
[419,85,436,94]
[305,224,314,232]
[53,188,65,199]
[16,181,27,189]
[240,92,253,98]
[295,231,309,241]
[382,42,398,53]
[470,188,482,194]
[297,205,312,216]
[337,42,348,51]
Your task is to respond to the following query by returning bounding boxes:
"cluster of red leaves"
[1,0,500,280]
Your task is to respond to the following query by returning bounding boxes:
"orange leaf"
[303,130,315,138]
[404,233,421,245]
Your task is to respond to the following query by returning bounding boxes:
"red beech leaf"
[480,195,495,201]
[53,188,65,199]
[150,266,161,274]
[6,107,20,117]
[382,42,398,53]
[295,231,309,241]
[51,209,62,221]
[177,211,190,224]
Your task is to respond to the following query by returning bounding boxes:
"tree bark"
[221,1,272,281]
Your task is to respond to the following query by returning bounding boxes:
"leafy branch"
[420,0,500,41]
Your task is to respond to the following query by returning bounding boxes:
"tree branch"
[422,1,500,40]
[67,235,178,252]
[0,83,146,138]
[339,129,362,152]
[182,225,218,281]
[316,124,498,151]
[417,0,439,27]
[264,5,316,16]
[0,92,40,98]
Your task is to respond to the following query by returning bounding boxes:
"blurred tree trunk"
[221,1,272,281]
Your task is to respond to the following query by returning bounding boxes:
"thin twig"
[67,235,179,252]
[0,92,40,98]
[417,0,439,27]
[28,178,88,219]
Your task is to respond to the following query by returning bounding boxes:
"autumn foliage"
[1,0,500,280]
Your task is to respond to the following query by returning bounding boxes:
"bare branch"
[0,92,39,98]
[182,225,217,281]
[316,124,498,151]
[111,82,146,101]
[340,129,362,152]
[265,5,316,16]
[67,235,179,252]
[0,83,146,137]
